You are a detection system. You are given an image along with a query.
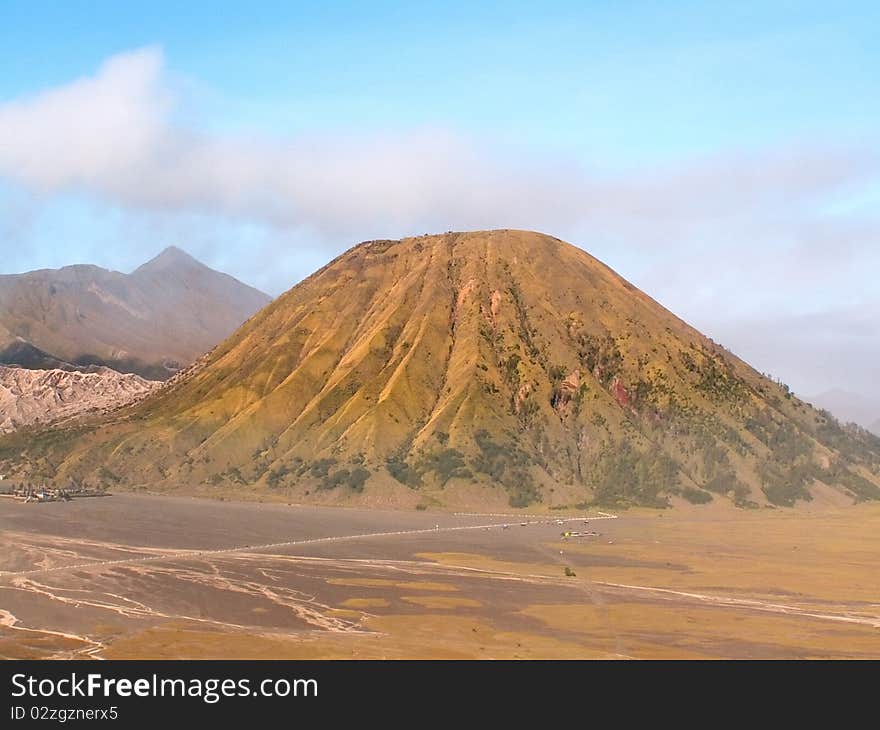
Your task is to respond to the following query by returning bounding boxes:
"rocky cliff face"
[0,366,160,433]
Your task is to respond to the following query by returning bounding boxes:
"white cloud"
[0,47,877,399]
[1,47,877,240]
[0,48,169,193]
[0,48,571,233]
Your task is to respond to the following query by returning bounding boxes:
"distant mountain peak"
[158,244,186,256]
[0,245,272,380]
[134,245,203,274]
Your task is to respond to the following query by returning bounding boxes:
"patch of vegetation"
[745,413,811,463]
[344,466,370,492]
[507,480,541,508]
[208,466,247,486]
[478,323,502,347]
[471,429,541,507]
[318,469,351,490]
[508,283,541,360]
[632,378,653,405]
[386,454,423,488]
[564,567,577,577]
[759,461,814,507]
[680,486,713,504]
[572,383,591,417]
[308,458,337,478]
[266,456,308,489]
[548,364,567,383]
[502,354,522,387]
[318,466,371,492]
[768,423,811,463]
[0,424,88,464]
[589,442,677,508]
[681,350,747,403]
[702,469,749,500]
[575,334,623,385]
[316,381,360,422]
[420,448,472,485]
[824,464,880,502]
[266,465,291,488]
[814,411,880,468]
[98,466,121,485]
[693,440,750,504]
[381,324,403,353]
[515,395,540,430]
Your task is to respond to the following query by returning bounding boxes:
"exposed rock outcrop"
[0,366,160,433]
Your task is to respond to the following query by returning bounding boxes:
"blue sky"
[4,2,878,158]
[0,1,878,402]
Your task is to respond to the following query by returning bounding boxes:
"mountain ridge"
[3,230,878,510]
[0,247,272,380]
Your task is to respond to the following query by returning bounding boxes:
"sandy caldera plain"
[1,493,878,659]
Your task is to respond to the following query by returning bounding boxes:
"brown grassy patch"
[340,598,390,609]
[401,596,482,610]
